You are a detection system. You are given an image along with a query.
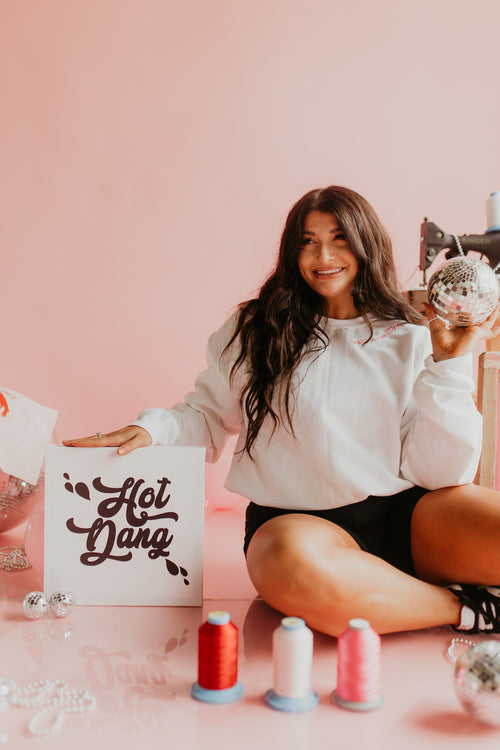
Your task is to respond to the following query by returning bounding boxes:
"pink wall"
[1,1,499,452]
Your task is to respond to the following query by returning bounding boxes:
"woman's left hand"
[422,301,500,361]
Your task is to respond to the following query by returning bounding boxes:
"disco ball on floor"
[455,641,500,725]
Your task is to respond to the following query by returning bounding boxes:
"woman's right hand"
[63,425,152,455]
[422,301,500,361]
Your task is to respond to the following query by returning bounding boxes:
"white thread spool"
[487,192,500,233]
[265,617,319,712]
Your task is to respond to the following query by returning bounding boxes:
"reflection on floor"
[1,504,500,749]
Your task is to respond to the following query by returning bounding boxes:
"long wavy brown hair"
[224,186,424,457]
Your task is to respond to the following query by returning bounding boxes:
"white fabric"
[0,387,58,485]
[457,606,480,631]
[133,314,482,510]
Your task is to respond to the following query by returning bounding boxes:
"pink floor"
[1,503,500,748]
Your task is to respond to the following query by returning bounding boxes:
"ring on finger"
[96,432,102,439]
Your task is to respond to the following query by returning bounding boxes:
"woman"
[65,186,500,636]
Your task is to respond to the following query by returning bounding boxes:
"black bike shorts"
[243,485,428,577]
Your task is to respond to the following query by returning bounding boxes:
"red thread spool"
[333,618,383,711]
[191,611,243,703]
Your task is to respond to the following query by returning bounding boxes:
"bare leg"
[245,513,461,637]
[411,483,500,585]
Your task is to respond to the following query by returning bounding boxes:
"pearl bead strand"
[446,637,476,664]
[0,678,96,736]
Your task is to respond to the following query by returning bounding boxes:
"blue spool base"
[332,690,383,712]
[265,688,319,713]
[191,681,244,704]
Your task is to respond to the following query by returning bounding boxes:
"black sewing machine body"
[420,219,500,279]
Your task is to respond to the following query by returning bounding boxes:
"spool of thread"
[487,192,500,233]
[332,618,383,711]
[265,616,319,712]
[191,611,244,703]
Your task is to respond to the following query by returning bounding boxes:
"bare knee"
[245,514,357,620]
[247,526,311,606]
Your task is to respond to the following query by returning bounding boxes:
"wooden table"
[477,336,500,488]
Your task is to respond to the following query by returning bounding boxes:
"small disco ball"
[22,591,49,620]
[0,470,44,534]
[49,590,75,618]
[455,641,500,725]
[427,256,499,327]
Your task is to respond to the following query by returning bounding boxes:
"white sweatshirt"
[133,314,482,510]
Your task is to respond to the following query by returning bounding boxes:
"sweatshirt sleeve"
[399,346,482,490]
[131,315,244,462]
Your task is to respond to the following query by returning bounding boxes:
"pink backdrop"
[1,1,499,463]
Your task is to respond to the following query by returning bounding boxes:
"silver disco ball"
[22,591,49,620]
[0,470,44,534]
[427,257,499,327]
[455,641,500,725]
[49,590,75,618]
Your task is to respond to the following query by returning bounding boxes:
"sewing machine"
[419,218,500,283]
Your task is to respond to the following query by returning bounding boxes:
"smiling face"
[297,211,359,319]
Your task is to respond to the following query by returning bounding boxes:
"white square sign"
[44,446,205,606]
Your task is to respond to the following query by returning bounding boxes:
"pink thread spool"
[333,618,383,711]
